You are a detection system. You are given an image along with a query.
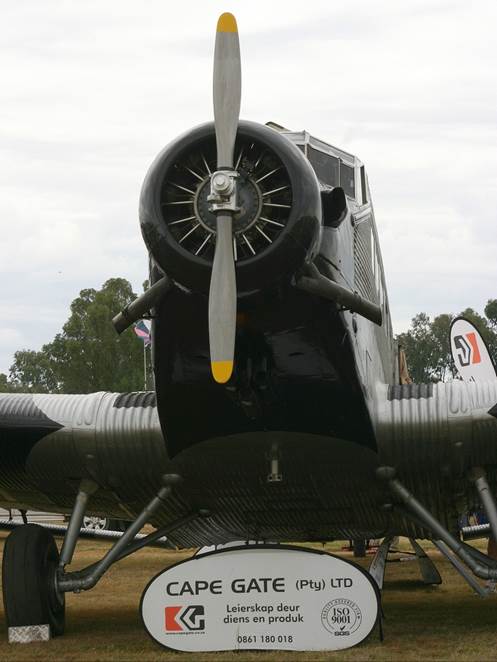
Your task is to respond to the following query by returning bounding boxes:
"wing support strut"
[431,540,489,597]
[469,467,497,544]
[377,466,497,581]
[56,474,203,593]
[59,479,98,568]
[112,276,172,334]
[296,263,382,326]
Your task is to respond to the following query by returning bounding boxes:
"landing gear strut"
[2,473,199,642]
[377,465,497,585]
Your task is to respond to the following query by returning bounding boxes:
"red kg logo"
[454,332,482,367]
[165,605,205,632]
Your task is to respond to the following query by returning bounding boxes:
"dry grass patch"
[0,533,496,660]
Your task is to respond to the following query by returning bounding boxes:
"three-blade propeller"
[208,13,241,384]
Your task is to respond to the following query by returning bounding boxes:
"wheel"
[82,516,129,532]
[2,524,65,636]
[83,515,109,531]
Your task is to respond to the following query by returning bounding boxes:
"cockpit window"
[308,146,339,187]
[340,163,355,199]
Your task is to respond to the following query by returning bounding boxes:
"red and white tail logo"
[450,318,496,382]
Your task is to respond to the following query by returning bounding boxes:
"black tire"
[2,524,65,636]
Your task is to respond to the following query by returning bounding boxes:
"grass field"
[1,532,497,661]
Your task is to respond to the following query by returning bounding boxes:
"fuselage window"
[371,230,376,280]
[371,231,384,306]
[360,166,368,205]
[308,146,339,187]
[375,257,382,301]
[340,163,355,199]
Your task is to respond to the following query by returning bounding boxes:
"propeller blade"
[207,13,241,383]
[213,12,241,169]
[208,213,236,383]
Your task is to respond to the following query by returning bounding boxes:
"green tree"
[430,313,456,381]
[9,278,146,393]
[397,313,441,383]
[485,299,497,327]
[0,373,18,393]
[397,304,497,383]
[9,349,57,392]
[483,300,497,366]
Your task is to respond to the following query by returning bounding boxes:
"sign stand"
[141,544,381,653]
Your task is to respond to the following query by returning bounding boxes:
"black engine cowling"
[140,121,322,295]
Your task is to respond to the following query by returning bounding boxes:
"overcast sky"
[1,1,496,374]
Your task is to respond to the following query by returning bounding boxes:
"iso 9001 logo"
[321,598,362,637]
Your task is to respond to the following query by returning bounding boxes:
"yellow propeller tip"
[212,360,234,383]
[217,12,238,33]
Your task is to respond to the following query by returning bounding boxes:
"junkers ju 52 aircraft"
[2,12,497,639]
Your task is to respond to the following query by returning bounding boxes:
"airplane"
[2,11,497,642]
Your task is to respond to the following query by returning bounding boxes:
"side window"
[308,146,339,187]
[374,240,381,296]
[360,166,368,205]
[340,163,355,199]
[372,232,384,308]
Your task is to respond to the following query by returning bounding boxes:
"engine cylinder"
[140,121,321,295]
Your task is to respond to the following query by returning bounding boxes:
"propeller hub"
[195,173,262,237]
[207,169,239,213]
[212,172,233,195]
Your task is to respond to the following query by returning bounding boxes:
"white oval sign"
[450,317,497,382]
[140,545,379,652]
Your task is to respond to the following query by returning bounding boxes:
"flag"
[134,320,151,346]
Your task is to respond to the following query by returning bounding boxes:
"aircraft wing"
[0,392,174,520]
[1,380,496,547]
[375,380,497,476]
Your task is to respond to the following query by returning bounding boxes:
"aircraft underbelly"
[162,431,388,546]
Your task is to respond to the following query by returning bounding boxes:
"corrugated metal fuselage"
[0,167,400,546]
[145,126,401,543]
[0,127,401,546]
[3,127,495,547]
